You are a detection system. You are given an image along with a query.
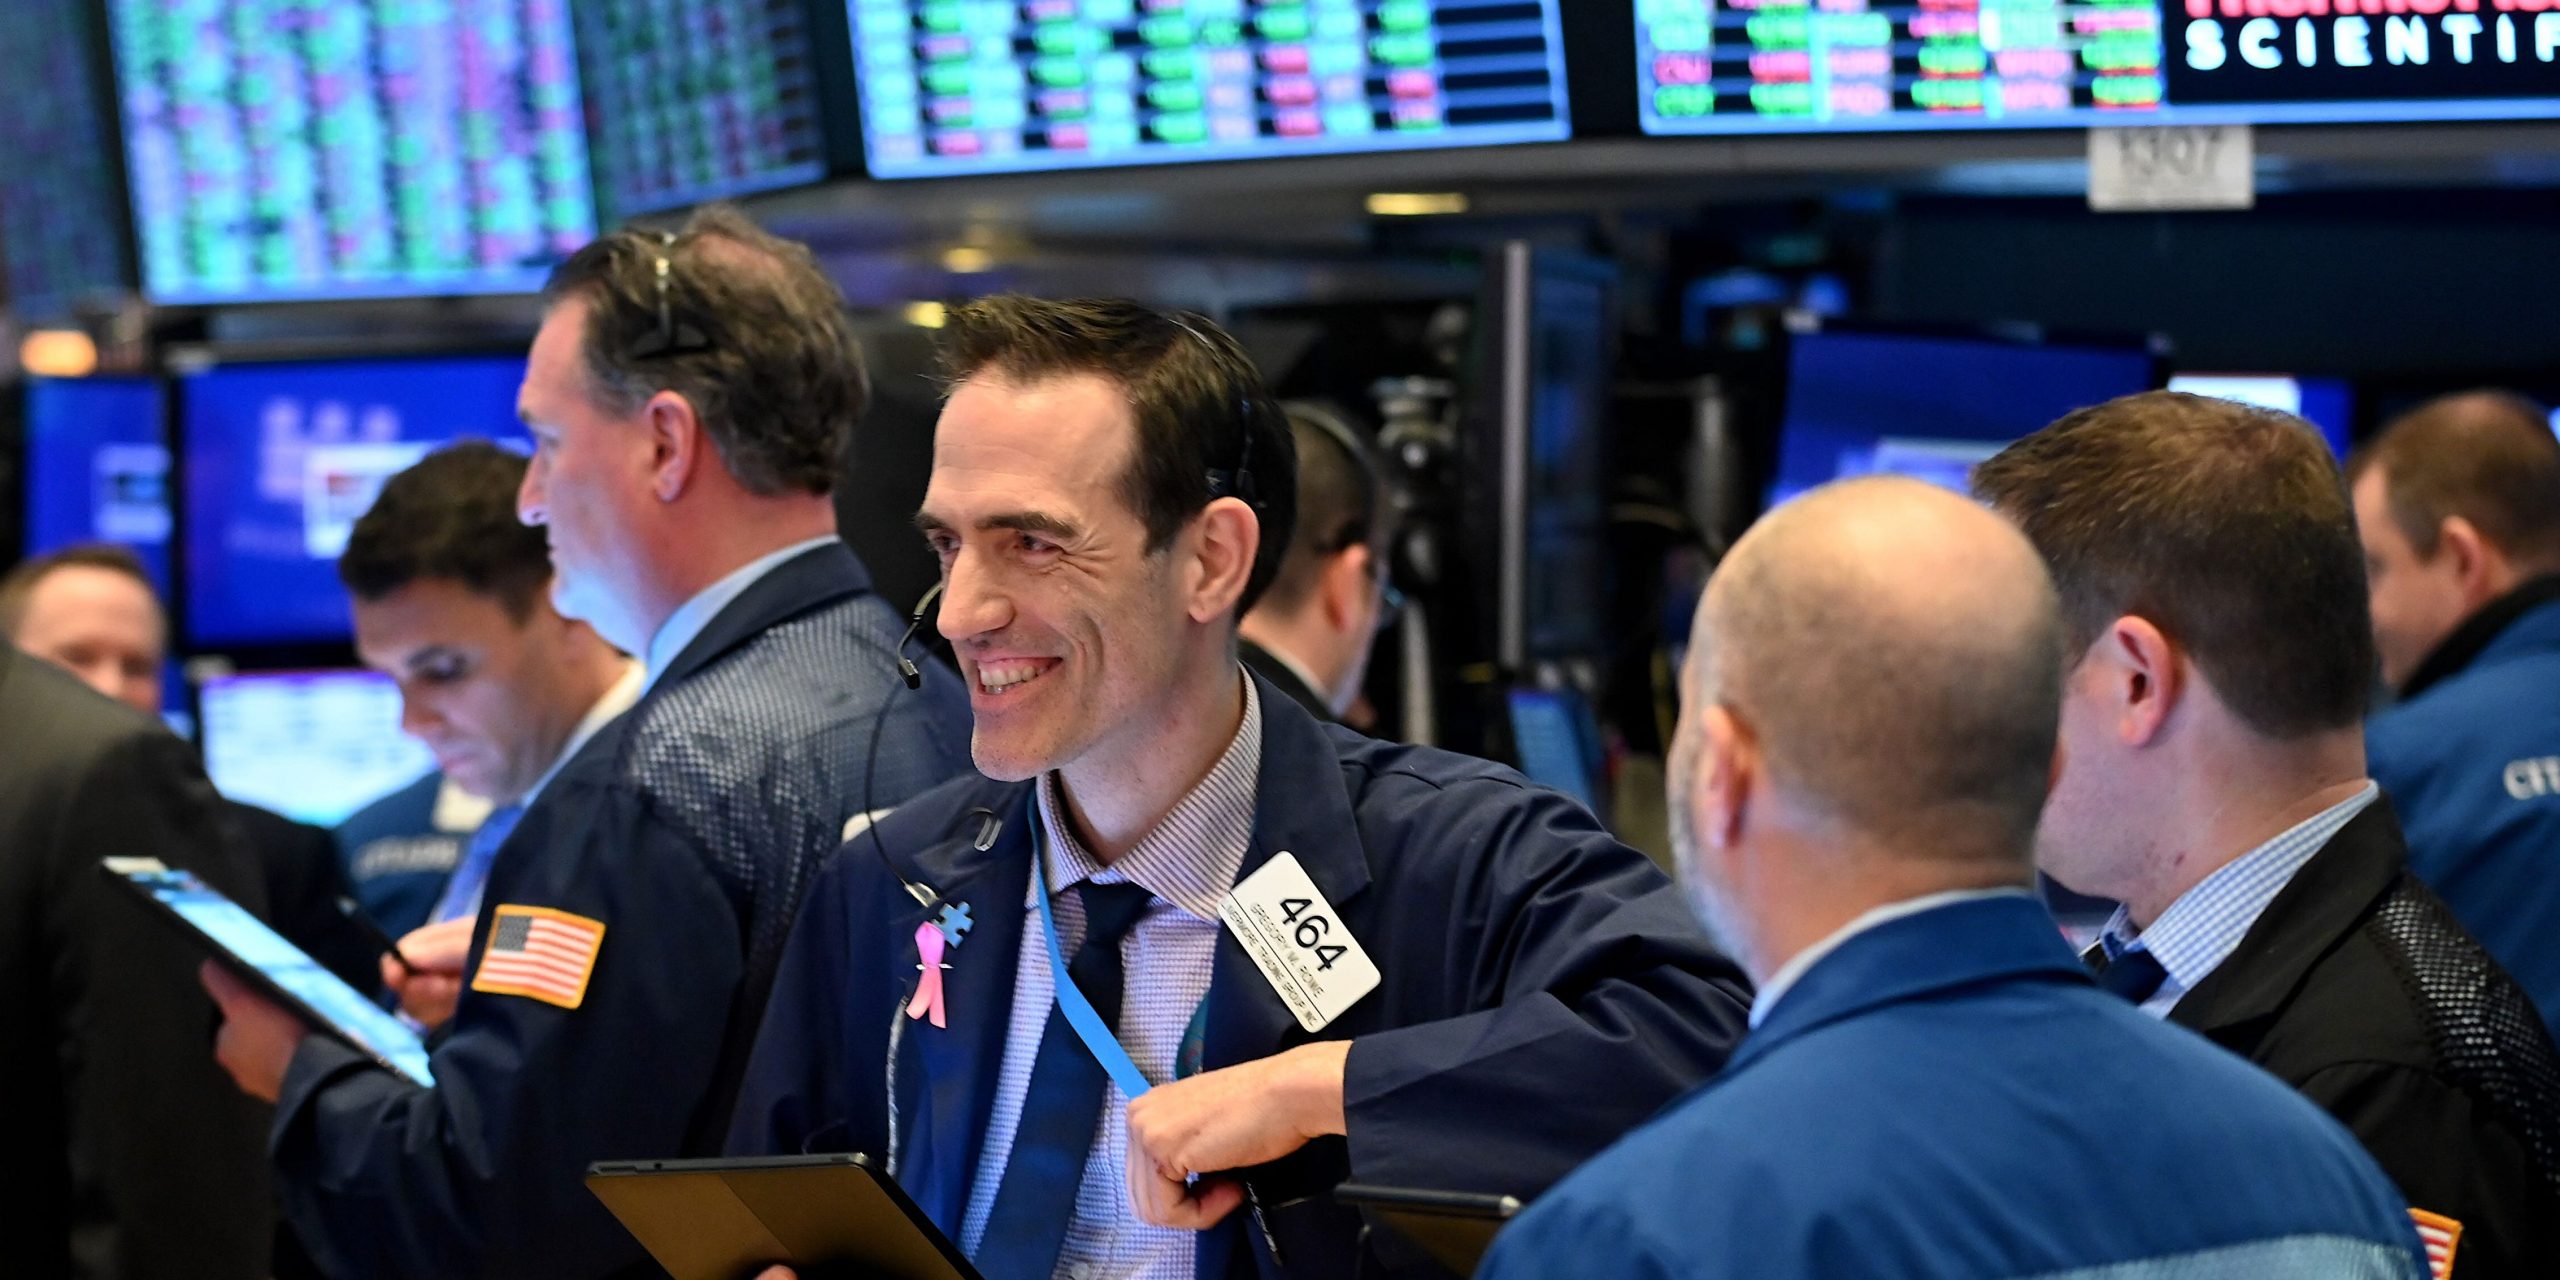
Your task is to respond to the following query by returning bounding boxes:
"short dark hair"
[540,204,865,497]
[0,543,160,639]
[1972,390,2374,738]
[339,441,552,619]
[2348,391,2560,569]
[939,296,1299,616]
[1257,401,1388,615]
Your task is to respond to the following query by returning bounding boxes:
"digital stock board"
[849,0,1575,177]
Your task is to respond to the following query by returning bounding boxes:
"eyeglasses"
[627,232,712,360]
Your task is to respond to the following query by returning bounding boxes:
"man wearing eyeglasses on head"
[198,206,975,1279]
[1237,402,1398,726]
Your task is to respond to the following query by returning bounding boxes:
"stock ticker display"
[571,0,832,216]
[850,0,1574,178]
[109,0,598,303]
[1637,0,2560,134]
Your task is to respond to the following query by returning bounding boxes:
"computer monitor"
[22,375,172,591]
[847,0,1574,179]
[107,0,596,303]
[1769,327,2160,508]
[197,669,435,828]
[2167,373,2353,457]
[179,354,531,648]
[1507,686,1601,812]
[0,3,133,318]
[1470,243,1617,671]
[569,0,834,218]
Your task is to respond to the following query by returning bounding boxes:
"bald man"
[1483,478,2427,1280]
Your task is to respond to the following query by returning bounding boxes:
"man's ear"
[1186,498,1261,625]
[1697,704,1757,852]
[643,391,705,503]
[1319,544,1373,633]
[2094,616,2183,749]
[2437,516,2504,604]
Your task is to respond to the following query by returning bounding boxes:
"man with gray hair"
[1484,477,2426,1279]
[200,207,975,1278]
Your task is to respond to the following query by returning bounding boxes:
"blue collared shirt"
[1749,887,2036,1028]
[2098,782,2380,1017]
[958,675,1261,1280]
[640,536,837,695]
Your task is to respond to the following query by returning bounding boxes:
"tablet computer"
[586,1152,981,1280]
[1335,1182,1522,1277]
[101,857,432,1086]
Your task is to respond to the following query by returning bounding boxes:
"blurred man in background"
[336,441,641,1024]
[1237,402,1393,722]
[0,544,376,988]
[2352,391,2560,1040]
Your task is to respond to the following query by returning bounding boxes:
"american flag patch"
[2409,1207,2461,1280]
[470,905,605,1010]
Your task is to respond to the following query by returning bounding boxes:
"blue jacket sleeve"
[269,774,745,1280]
[1340,779,1751,1198]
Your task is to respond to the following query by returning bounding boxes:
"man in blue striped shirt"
[1974,390,2560,1280]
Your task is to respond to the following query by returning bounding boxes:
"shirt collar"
[1750,886,2036,1027]
[515,660,643,809]
[2100,781,2381,990]
[1031,673,1263,923]
[640,535,837,694]
[1254,642,1332,712]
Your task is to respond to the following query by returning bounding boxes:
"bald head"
[1686,477,2063,865]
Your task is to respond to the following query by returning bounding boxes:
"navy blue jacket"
[728,671,1754,1279]
[2369,586,2560,1040]
[269,543,974,1279]
[333,771,469,941]
[1482,895,2430,1280]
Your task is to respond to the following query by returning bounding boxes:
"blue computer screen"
[851,0,1574,179]
[197,668,437,829]
[180,356,531,647]
[1508,687,1600,811]
[1769,329,2158,507]
[2166,373,2354,457]
[24,376,172,592]
[107,0,597,303]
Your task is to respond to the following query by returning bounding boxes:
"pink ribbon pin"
[907,922,950,1028]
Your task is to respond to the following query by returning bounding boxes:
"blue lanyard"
[1028,809,1160,1101]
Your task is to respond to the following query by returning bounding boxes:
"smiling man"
[199,207,974,1279]
[338,440,640,1021]
[728,296,1751,1280]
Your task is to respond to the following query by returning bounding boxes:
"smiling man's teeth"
[978,661,1050,693]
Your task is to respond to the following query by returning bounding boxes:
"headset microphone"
[865,580,954,912]
[897,581,944,690]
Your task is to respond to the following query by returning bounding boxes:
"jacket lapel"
[2167,801,2407,1052]
[889,785,1038,1231]
[650,542,872,697]
[1201,674,1373,1074]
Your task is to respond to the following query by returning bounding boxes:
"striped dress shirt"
[2098,782,2380,1017]
[959,676,1263,1280]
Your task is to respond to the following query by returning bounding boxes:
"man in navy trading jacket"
[199,207,975,1278]
[2351,391,2560,1041]
[727,296,1753,1280]
[1482,477,2428,1280]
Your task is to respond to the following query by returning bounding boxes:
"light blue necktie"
[430,800,525,926]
